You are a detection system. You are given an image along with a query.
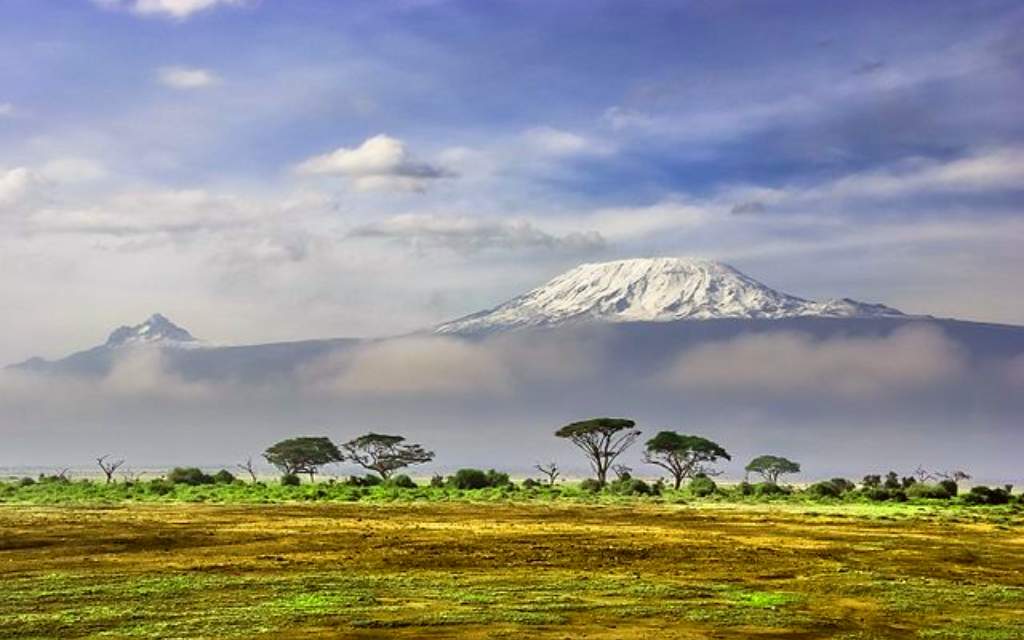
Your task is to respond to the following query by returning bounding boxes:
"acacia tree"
[643,432,731,490]
[745,455,800,485]
[96,455,125,484]
[263,436,341,482]
[341,433,434,480]
[555,418,641,486]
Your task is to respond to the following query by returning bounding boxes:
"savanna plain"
[2,493,1023,639]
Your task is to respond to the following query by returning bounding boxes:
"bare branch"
[96,455,125,484]
[533,462,560,486]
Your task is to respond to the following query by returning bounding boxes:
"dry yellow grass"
[2,502,1023,638]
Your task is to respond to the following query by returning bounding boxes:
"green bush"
[753,482,789,497]
[347,474,382,487]
[862,487,891,501]
[212,469,236,484]
[608,477,652,495]
[688,475,717,497]
[829,478,856,494]
[17,477,35,487]
[387,474,417,489]
[579,478,603,493]
[807,481,842,499]
[450,468,490,490]
[521,478,540,489]
[147,479,174,495]
[429,474,445,488]
[938,479,959,497]
[485,469,511,487]
[279,473,301,486]
[962,486,1011,505]
[737,481,753,496]
[166,467,215,486]
[861,474,882,489]
[906,483,953,500]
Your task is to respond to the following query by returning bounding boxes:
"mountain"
[435,257,905,335]
[7,312,355,379]
[104,313,200,348]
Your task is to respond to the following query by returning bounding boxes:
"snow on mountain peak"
[435,257,904,334]
[105,313,199,348]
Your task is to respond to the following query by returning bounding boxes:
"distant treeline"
[2,417,1018,506]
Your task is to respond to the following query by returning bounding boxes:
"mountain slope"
[436,257,904,335]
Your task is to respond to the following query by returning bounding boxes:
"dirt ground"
[2,502,1023,639]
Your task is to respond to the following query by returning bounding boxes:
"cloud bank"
[662,325,967,398]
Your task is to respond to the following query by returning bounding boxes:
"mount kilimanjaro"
[435,257,904,334]
[10,257,1024,380]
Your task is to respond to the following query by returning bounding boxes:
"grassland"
[2,496,1023,639]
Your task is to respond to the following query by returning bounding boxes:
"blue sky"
[1,0,1023,362]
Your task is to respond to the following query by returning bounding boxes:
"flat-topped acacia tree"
[341,433,435,480]
[745,455,801,485]
[644,432,731,490]
[263,436,342,482]
[555,418,641,486]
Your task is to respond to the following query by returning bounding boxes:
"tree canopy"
[555,417,641,486]
[263,436,341,481]
[644,431,730,489]
[341,433,434,479]
[745,455,800,484]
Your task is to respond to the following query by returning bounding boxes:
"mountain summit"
[105,313,198,348]
[435,257,904,334]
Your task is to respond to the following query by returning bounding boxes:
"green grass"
[2,477,1022,517]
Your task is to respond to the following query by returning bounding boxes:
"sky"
[0,0,1022,364]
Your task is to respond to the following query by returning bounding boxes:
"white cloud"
[350,214,606,254]
[523,126,611,156]
[39,157,107,183]
[295,134,453,192]
[25,187,263,236]
[0,103,14,117]
[158,66,220,89]
[94,0,245,20]
[820,147,1024,199]
[0,167,40,209]
[713,147,1024,218]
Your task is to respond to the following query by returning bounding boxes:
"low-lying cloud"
[301,333,603,397]
[662,324,967,398]
[303,337,513,397]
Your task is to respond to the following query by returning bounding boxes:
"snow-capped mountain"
[8,313,207,376]
[104,313,201,348]
[435,257,904,334]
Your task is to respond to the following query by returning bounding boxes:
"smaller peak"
[105,313,197,347]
